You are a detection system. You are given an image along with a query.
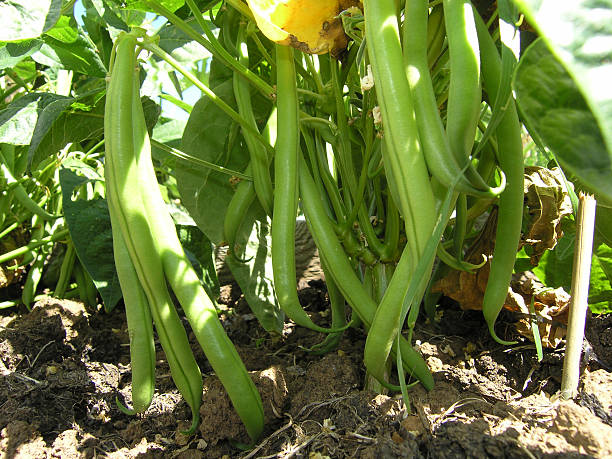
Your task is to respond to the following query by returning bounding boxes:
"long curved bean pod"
[272,44,343,334]
[105,33,203,434]
[363,0,435,255]
[362,0,436,386]
[233,24,274,216]
[404,0,504,198]
[109,206,156,415]
[224,164,257,261]
[129,51,264,442]
[443,0,482,163]
[475,15,524,345]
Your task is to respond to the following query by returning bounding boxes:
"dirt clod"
[0,288,610,457]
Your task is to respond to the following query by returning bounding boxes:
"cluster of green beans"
[111,0,525,423]
[104,31,263,440]
[221,0,521,391]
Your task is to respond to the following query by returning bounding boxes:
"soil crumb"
[0,293,610,458]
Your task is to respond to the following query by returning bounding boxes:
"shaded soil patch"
[0,284,610,458]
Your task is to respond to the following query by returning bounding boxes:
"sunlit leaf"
[0,0,62,42]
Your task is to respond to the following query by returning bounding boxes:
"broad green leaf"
[31,95,157,169]
[589,243,612,313]
[59,163,122,312]
[177,79,249,244]
[153,118,187,144]
[0,0,62,42]
[81,13,114,68]
[177,224,220,300]
[514,39,612,203]
[513,0,612,162]
[531,221,612,314]
[81,0,129,37]
[11,58,38,82]
[151,118,187,165]
[44,15,78,43]
[531,228,574,291]
[118,0,185,14]
[95,0,147,28]
[29,95,105,168]
[0,93,72,146]
[157,21,213,65]
[27,97,76,162]
[32,26,106,76]
[0,40,43,69]
[227,219,285,334]
[595,205,612,247]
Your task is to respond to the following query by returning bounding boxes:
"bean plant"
[1,0,611,444]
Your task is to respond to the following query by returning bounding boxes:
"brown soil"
[0,283,611,458]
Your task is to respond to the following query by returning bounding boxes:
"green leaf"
[513,0,612,162]
[157,21,213,65]
[118,0,185,14]
[514,39,612,203]
[532,228,574,291]
[44,15,78,43]
[27,97,76,161]
[532,221,612,314]
[0,0,62,42]
[0,40,43,69]
[589,242,612,313]
[29,95,106,168]
[32,25,106,76]
[59,163,122,312]
[0,93,72,146]
[177,224,220,300]
[227,219,285,334]
[595,205,612,247]
[177,79,249,244]
[81,13,114,69]
[81,0,129,36]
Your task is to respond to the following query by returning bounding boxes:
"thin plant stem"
[143,42,275,157]
[146,0,273,97]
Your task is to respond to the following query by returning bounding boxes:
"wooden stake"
[560,192,596,400]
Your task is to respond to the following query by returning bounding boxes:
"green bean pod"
[22,250,45,309]
[109,205,156,415]
[403,0,504,198]
[475,14,524,345]
[224,108,278,262]
[272,44,341,334]
[233,24,274,216]
[304,257,348,355]
[55,242,76,298]
[363,0,435,256]
[362,0,437,387]
[128,54,264,442]
[426,4,446,70]
[0,151,57,221]
[299,154,433,390]
[223,165,257,261]
[453,193,468,258]
[105,33,203,433]
[443,0,482,162]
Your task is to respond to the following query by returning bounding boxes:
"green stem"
[143,42,274,158]
[148,0,273,97]
[0,229,70,264]
[151,138,252,181]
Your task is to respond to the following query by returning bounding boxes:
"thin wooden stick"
[560,192,597,400]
